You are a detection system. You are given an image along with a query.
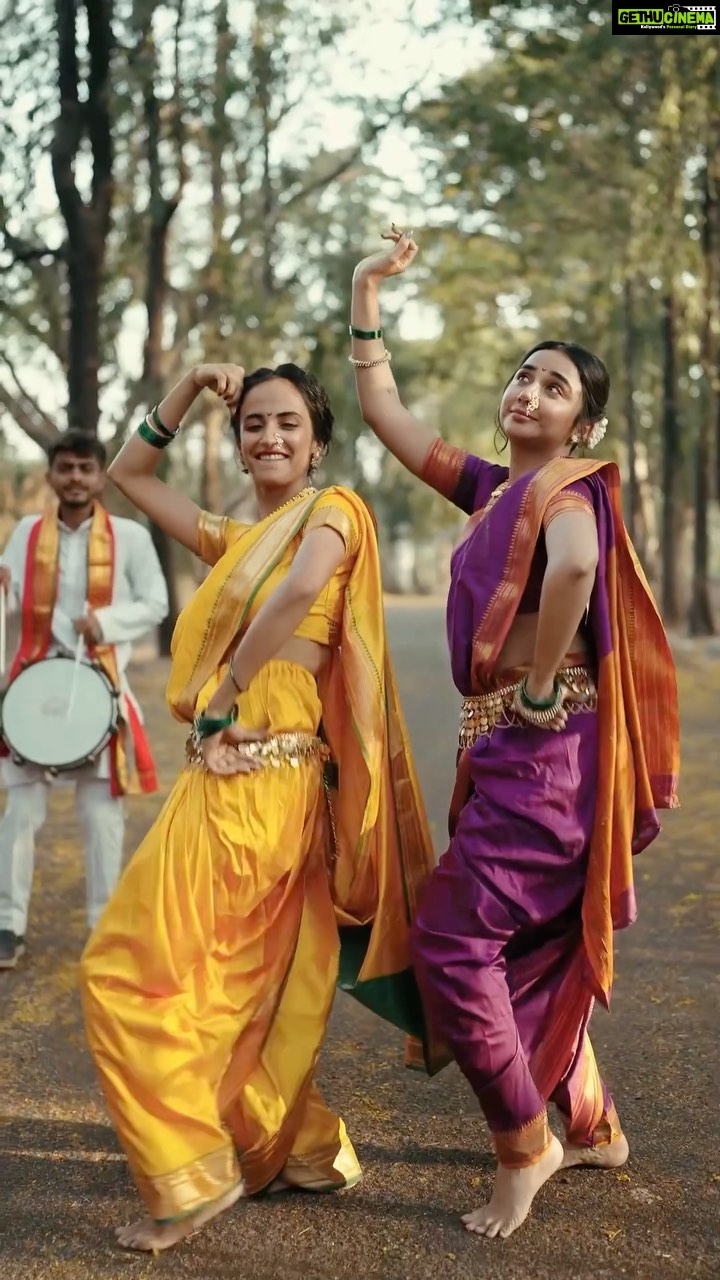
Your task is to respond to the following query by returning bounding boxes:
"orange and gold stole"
[6,504,157,795]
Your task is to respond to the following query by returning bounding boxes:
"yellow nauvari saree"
[81,486,437,1222]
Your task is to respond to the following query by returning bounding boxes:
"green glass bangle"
[519,675,560,710]
[349,324,383,340]
[137,420,171,450]
[150,404,178,438]
[194,705,238,739]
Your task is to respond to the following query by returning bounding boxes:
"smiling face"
[47,450,105,513]
[499,349,587,456]
[238,378,319,488]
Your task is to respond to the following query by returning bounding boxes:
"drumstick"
[65,604,88,719]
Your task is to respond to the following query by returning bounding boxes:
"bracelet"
[228,652,245,695]
[520,676,560,710]
[348,349,392,369]
[511,677,563,726]
[193,705,238,740]
[150,405,179,438]
[137,419,172,450]
[349,324,383,340]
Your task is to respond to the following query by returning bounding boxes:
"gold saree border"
[420,436,469,501]
[471,457,606,676]
[133,1142,240,1222]
[492,1110,552,1169]
[168,490,321,722]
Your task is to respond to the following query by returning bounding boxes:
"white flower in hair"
[586,417,608,450]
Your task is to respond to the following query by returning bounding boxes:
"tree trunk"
[660,290,682,624]
[135,5,187,654]
[688,141,717,635]
[622,276,644,558]
[51,0,114,433]
[253,12,275,302]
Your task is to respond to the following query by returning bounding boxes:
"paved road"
[1,603,718,1280]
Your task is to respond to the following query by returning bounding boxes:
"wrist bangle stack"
[349,324,383,340]
[136,405,181,450]
[512,676,564,726]
[348,350,392,369]
[193,704,238,740]
[150,405,180,438]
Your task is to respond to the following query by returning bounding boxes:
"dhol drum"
[0,656,120,772]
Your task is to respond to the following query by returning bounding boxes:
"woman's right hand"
[193,363,245,412]
[353,224,419,284]
[200,723,267,777]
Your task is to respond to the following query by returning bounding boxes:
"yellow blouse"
[195,489,361,648]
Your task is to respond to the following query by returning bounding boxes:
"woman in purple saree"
[348,226,679,1239]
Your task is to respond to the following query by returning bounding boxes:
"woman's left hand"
[200,723,267,776]
[517,678,568,732]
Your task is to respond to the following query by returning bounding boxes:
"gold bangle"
[511,682,564,726]
[348,349,392,369]
[228,652,245,694]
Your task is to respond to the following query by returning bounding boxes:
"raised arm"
[351,226,436,478]
[107,364,244,556]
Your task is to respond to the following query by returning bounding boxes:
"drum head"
[1,657,117,769]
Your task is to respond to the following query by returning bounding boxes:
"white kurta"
[0,510,169,786]
[0,509,170,933]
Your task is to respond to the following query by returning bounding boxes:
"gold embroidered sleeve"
[543,491,595,530]
[304,504,359,556]
[196,510,230,566]
[420,437,470,502]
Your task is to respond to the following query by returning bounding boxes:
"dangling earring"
[308,451,320,478]
[239,454,249,474]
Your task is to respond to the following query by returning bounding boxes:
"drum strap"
[4,505,157,796]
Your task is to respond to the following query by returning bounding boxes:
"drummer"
[0,430,168,969]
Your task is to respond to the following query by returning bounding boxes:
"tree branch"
[0,301,66,366]
[0,383,60,452]
[272,85,421,226]
[0,355,60,438]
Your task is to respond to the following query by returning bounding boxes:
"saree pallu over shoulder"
[167,486,444,1072]
[448,458,679,1007]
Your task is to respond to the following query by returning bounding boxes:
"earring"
[308,452,320,476]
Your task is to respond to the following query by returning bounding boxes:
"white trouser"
[0,778,125,935]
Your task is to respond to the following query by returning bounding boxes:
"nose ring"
[527,389,540,413]
[273,433,284,448]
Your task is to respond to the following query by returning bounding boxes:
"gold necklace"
[262,485,316,520]
[483,479,510,514]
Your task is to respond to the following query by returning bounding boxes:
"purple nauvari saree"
[409,444,679,1166]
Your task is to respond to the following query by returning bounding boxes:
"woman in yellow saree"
[79,360,436,1251]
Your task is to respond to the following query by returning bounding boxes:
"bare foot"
[115,1181,243,1252]
[561,1132,629,1170]
[462,1133,564,1240]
